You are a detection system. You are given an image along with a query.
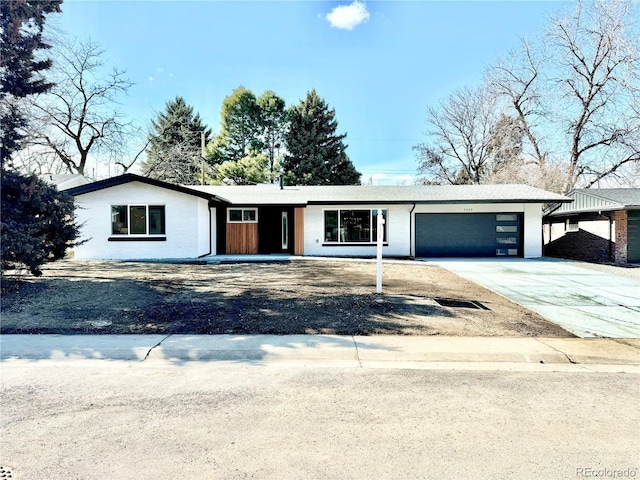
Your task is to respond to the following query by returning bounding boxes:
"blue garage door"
[416,213,523,257]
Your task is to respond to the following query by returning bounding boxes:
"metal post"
[376,209,385,294]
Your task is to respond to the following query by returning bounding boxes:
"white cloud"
[148,76,154,83]
[326,1,370,31]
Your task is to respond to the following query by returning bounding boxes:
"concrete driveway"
[428,258,640,338]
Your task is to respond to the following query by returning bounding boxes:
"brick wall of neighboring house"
[543,214,616,263]
[614,209,628,264]
[544,228,613,263]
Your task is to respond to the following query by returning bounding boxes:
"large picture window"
[324,209,387,244]
[111,205,165,235]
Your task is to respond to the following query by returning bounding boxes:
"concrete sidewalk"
[2,334,639,370]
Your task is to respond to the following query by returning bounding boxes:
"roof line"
[308,199,573,205]
[567,188,625,207]
[66,174,230,204]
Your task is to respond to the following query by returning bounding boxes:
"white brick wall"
[304,204,412,257]
[73,182,211,259]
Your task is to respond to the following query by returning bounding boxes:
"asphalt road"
[2,359,638,480]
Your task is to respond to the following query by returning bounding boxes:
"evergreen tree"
[283,90,360,185]
[142,96,211,184]
[0,0,62,164]
[0,0,78,277]
[215,153,269,185]
[208,86,261,165]
[1,171,79,277]
[257,90,287,181]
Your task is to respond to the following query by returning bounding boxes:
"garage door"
[416,213,523,257]
[628,210,640,263]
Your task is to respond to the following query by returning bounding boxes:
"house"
[66,174,571,260]
[39,174,91,190]
[543,188,640,265]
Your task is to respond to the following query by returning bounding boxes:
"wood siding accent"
[226,223,259,254]
[294,208,304,255]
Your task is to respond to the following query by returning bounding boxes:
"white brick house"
[67,174,571,260]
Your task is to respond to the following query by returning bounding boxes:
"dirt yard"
[0,259,573,337]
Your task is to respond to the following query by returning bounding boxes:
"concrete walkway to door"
[425,258,640,339]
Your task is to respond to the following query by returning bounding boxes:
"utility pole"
[201,132,206,186]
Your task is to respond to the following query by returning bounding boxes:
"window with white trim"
[228,208,258,223]
[324,209,387,244]
[111,205,165,235]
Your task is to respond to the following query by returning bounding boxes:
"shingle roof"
[67,174,572,206]
[65,174,228,203]
[190,183,571,205]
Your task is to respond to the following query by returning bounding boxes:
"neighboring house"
[39,174,91,191]
[543,188,640,265]
[66,174,571,260]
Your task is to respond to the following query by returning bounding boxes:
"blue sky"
[51,0,562,184]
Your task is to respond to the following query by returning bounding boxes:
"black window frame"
[323,208,388,245]
[111,204,166,236]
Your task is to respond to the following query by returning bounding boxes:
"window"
[496,248,518,256]
[228,208,258,223]
[324,209,387,244]
[111,205,165,235]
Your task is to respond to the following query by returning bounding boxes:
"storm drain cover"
[434,298,490,310]
[0,465,14,478]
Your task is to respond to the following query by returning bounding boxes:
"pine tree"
[1,171,79,276]
[0,0,78,277]
[207,86,262,165]
[257,90,287,181]
[283,90,360,185]
[0,0,62,164]
[142,96,211,184]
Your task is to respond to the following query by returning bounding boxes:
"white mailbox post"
[376,209,385,294]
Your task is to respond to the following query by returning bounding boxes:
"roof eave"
[307,198,571,205]
[66,174,229,204]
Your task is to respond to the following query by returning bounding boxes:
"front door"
[258,206,293,254]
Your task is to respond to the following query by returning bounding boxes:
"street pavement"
[2,258,639,479]
[1,337,639,480]
[429,258,640,338]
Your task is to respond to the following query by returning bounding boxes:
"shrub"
[1,170,79,276]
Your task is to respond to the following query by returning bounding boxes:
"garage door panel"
[416,213,522,258]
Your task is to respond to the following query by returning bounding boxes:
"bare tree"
[487,0,640,192]
[28,38,136,176]
[414,85,500,185]
[487,41,550,169]
[140,143,206,185]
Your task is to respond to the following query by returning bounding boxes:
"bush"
[1,170,79,276]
